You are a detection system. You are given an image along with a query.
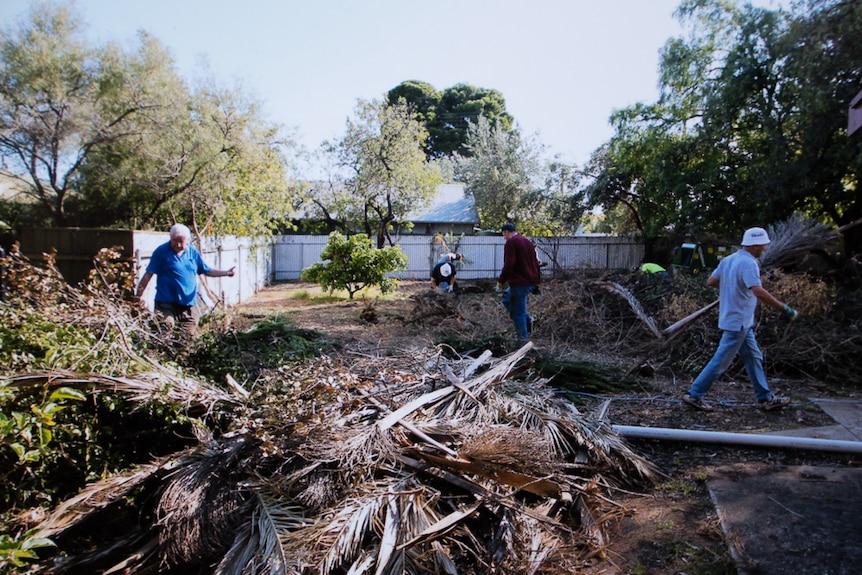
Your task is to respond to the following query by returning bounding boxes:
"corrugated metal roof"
[409,183,479,225]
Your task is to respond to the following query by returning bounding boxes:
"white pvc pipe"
[613,425,862,455]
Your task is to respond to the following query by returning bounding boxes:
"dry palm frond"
[34,456,189,540]
[315,491,389,573]
[156,439,254,567]
[761,213,841,270]
[375,343,532,432]
[517,513,562,575]
[215,488,311,575]
[461,426,558,477]
[595,281,663,339]
[447,376,660,483]
[4,368,239,411]
[29,343,662,575]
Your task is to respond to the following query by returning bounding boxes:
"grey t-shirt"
[712,249,762,331]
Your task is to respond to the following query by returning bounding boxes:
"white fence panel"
[133,232,643,310]
[133,232,271,310]
[271,235,644,281]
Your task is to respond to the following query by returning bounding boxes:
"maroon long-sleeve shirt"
[499,234,541,287]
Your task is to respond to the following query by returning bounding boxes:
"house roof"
[409,183,478,225]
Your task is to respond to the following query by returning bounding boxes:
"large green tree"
[387,81,514,159]
[583,0,862,254]
[0,2,298,238]
[0,3,160,226]
[453,116,539,232]
[79,76,297,238]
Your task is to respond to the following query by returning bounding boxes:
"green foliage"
[301,232,407,299]
[454,116,541,231]
[0,307,97,373]
[0,382,84,510]
[433,83,513,158]
[0,375,194,512]
[0,529,55,569]
[0,3,165,227]
[0,2,300,236]
[0,384,85,469]
[584,0,862,254]
[0,256,196,534]
[318,99,443,248]
[188,314,326,383]
[388,81,513,159]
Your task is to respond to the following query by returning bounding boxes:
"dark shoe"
[526,316,535,334]
[759,395,791,411]
[683,394,714,412]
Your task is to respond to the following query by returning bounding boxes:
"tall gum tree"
[80,65,297,237]
[325,99,442,248]
[453,116,539,231]
[0,4,162,226]
[0,2,299,239]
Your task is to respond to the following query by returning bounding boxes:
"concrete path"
[707,399,862,575]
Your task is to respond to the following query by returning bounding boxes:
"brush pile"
[2,250,660,574]
[14,345,659,574]
[2,214,861,574]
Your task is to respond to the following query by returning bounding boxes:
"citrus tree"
[301,232,407,299]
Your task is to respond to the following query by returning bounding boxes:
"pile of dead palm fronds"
[760,213,842,270]
[19,344,658,575]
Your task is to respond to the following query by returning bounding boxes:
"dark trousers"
[154,301,199,336]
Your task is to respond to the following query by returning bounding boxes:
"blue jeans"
[502,286,535,340]
[688,327,772,402]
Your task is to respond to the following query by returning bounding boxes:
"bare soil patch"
[236,278,856,575]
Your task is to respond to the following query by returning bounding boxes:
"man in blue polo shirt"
[135,224,235,335]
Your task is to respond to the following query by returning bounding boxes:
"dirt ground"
[236,279,857,575]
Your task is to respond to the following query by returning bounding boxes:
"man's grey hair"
[169,224,191,239]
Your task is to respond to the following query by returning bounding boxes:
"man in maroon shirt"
[497,223,542,340]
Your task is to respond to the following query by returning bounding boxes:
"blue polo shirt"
[146,242,211,306]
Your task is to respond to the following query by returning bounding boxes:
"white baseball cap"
[741,227,770,246]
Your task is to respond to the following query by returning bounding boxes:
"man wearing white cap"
[430,252,462,293]
[683,227,798,412]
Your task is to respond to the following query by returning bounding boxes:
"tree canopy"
[583,0,862,255]
[0,1,298,238]
[387,81,514,159]
[453,116,583,235]
[312,99,443,248]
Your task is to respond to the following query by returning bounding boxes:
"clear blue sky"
[0,0,782,168]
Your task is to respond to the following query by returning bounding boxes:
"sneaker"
[759,395,791,411]
[683,394,714,412]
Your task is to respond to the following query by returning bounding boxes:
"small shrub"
[301,232,407,299]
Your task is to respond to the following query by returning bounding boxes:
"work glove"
[782,304,799,321]
[494,282,506,294]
